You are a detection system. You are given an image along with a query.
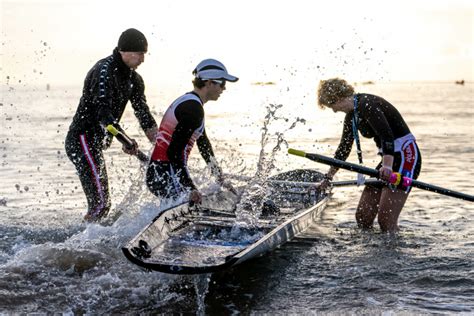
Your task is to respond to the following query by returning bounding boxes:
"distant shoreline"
[1,80,472,95]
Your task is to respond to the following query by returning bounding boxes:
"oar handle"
[289,148,474,202]
[287,148,306,158]
[106,125,149,163]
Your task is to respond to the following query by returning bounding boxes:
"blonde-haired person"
[318,78,422,232]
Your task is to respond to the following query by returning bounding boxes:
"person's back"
[356,93,411,142]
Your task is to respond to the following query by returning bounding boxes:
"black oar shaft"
[306,152,379,178]
[106,125,149,163]
[288,149,474,202]
[116,133,149,162]
[408,180,473,201]
[134,150,149,163]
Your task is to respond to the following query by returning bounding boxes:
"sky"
[1,0,473,89]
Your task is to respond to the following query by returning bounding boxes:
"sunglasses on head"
[211,79,226,88]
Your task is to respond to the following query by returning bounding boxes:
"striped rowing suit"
[146,92,221,199]
[65,48,156,219]
[334,93,421,191]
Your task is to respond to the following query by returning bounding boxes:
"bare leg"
[377,187,409,232]
[356,186,382,229]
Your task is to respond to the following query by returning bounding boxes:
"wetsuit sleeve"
[167,100,204,189]
[88,63,120,129]
[130,73,157,131]
[83,62,123,148]
[334,113,354,161]
[197,129,223,179]
[361,105,395,155]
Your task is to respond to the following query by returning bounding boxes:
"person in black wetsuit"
[147,59,237,204]
[65,28,158,222]
[317,78,421,232]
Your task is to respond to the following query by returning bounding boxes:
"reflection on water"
[0,82,473,314]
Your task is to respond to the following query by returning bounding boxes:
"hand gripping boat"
[122,169,329,274]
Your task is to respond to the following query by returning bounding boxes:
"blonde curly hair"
[317,78,354,108]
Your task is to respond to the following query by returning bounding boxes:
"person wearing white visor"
[147,59,238,204]
[193,58,239,82]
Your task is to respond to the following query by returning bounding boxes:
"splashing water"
[194,274,211,315]
[234,103,306,227]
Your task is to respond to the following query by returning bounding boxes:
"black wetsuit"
[146,92,221,199]
[335,93,421,189]
[65,48,156,218]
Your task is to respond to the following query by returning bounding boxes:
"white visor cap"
[193,59,239,82]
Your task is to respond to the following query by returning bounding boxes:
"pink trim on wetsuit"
[79,134,105,216]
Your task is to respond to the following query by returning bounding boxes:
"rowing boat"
[122,169,329,274]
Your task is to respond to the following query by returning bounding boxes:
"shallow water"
[0,82,473,314]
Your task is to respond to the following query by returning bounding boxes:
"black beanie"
[117,28,148,52]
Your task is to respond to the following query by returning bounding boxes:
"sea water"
[0,82,473,314]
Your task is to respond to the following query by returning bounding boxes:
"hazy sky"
[1,0,473,88]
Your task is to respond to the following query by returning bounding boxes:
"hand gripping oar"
[288,148,474,202]
[106,125,149,163]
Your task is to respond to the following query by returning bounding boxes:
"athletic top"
[67,48,156,148]
[150,92,220,189]
[334,93,414,161]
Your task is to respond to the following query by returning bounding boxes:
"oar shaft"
[409,180,473,201]
[288,149,474,202]
[116,133,149,163]
[305,152,379,178]
[134,150,149,163]
[225,172,383,188]
[268,178,383,188]
[106,125,149,163]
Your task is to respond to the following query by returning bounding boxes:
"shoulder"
[174,94,203,117]
[357,93,386,113]
[175,93,202,108]
[359,93,390,105]
[88,55,116,77]
[97,54,116,70]
[358,93,377,104]
[177,99,203,114]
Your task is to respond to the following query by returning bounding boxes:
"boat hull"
[122,169,328,274]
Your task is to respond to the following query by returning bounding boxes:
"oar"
[106,125,149,163]
[224,173,383,188]
[267,178,383,188]
[288,148,474,202]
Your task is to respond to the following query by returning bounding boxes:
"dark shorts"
[146,161,190,200]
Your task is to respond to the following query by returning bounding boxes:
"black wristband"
[323,174,333,181]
